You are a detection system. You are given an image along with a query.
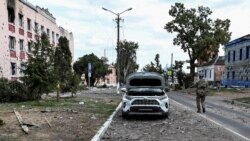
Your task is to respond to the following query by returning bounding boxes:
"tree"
[173,60,185,87]
[142,54,164,74]
[119,40,139,83]
[54,36,73,92]
[164,3,231,81]
[73,53,108,86]
[22,33,55,100]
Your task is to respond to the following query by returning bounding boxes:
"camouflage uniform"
[195,78,208,113]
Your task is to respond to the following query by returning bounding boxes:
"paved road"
[168,92,250,140]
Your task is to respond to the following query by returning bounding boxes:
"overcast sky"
[28,0,250,72]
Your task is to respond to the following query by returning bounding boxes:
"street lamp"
[102,7,132,93]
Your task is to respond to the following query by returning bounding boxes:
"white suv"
[121,72,170,118]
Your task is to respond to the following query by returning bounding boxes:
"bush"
[184,74,193,88]
[0,78,30,102]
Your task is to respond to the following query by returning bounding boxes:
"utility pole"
[171,53,174,86]
[102,7,132,93]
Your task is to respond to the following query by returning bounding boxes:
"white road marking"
[171,99,250,141]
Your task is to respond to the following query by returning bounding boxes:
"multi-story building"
[0,0,74,80]
[221,34,250,88]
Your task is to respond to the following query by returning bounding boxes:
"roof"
[225,34,250,48]
[199,56,225,67]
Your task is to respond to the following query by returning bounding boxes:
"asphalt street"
[168,92,250,140]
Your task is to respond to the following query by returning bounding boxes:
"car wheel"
[122,111,129,119]
[162,112,169,118]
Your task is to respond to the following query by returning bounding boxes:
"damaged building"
[0,0,74,80]
[221,34,250,88]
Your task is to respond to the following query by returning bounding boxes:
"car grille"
[132,99,159,105]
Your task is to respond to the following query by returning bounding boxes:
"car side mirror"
[121,88,127,93]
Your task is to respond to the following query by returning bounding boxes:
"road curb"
[170,99,250,141]
[91,102,122,141]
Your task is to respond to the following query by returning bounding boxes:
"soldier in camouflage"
[194,73,208,113]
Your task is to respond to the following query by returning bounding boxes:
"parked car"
[121,72,170,118]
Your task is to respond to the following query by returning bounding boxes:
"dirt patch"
[0,89,121,141]
[101,100,244,141]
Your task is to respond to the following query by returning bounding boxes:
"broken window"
[9,36,16,50]
[19,39,24,51]
[41,25,44,33]
[20,63,25,76]
[27,18,31,30]
[11,62,17,75]
[7,0,15,23]
[34,22,39,33]
[47,28,50,39]
[18,13,23,27]
[52,31,55,43]
[28,41,32,52]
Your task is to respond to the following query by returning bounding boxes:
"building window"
[7,7,15,23]
[246,46,250,59]
[11,62,17,75]
[232,71,235,80]
[204,70,207,78]
[52,31,55,43]
[233,50,235,61]
[240,48,242,60]
[27,18,31,30]
[209,70,211,78]
[47,29,50,39]
[20,63,25,76]
[18,13,23,27]
[28,41,32,52]
[19,39,24,51]
[9,36,15,50]
[227,51,230,62]
[34,22,38,33]
[41,25,44,33]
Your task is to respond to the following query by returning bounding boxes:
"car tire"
[162,112,169,118]
[122,111,129,119]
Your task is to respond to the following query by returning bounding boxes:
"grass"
[208,88,250,96]
[0,96,120,118]
[233,97,250,104]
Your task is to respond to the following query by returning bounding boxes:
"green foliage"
[184,74,193,88]
[164,3,231,81]
[173,61,185,87]
[54,37,73,92]
[0,78,29,102]
[119,40,139,83]
[21,33,55,100]
[73,53,108,86]
[69,73,81,97]
[142,54,164,74]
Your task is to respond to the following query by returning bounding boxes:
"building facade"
[197,56,225,85]
[0,0,74,80]
[221,34,250,88]
[97,64,117,87]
